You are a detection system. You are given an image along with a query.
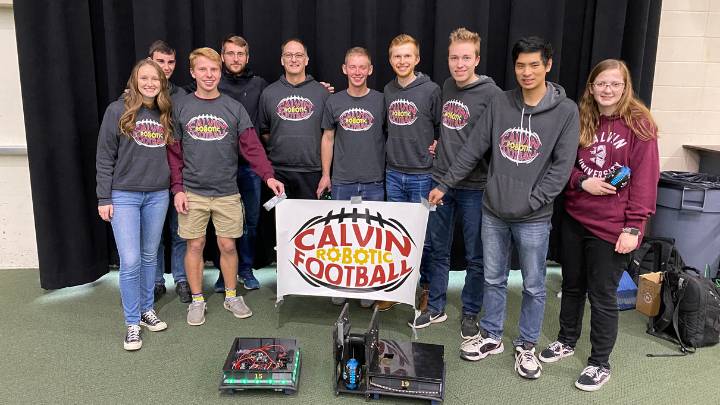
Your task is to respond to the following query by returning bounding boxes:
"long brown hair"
[119,59,174,144]
[578,59,657,148]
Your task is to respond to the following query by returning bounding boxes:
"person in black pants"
[538,59,660,391]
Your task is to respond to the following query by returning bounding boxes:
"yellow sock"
[225,288,236,301]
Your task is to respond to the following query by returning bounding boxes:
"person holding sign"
[167,48,284,326]
[317,47,386,307]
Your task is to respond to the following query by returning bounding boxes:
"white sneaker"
[460,335,504,361]
[515,345,542,379]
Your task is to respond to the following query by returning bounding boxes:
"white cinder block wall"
[652,0,720,170]
[0,1,717,269]
[0,1,36,269]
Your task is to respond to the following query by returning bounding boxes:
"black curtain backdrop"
[14,0,662,289]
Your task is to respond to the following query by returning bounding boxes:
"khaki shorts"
[178,191,244,239]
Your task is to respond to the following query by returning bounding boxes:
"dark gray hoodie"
[437,82,580,222]
[383,72,441,174]
[96,100,170,205]
[259,74,329,172]
[432,76,502,190]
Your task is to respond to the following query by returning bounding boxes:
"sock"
[225,288,237,301]
[191,293,204,303]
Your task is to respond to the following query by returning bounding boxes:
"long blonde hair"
[119,59,174,144]
[578,59,657,148]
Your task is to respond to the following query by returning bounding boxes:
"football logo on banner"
[276,200,429,307]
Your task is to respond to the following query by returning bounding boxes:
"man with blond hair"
[410,28,501,341]
[167,47,284,326]
[378,34,441,312]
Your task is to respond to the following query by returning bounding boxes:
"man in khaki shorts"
[167,47,284,326]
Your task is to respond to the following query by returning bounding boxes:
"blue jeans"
[479,208,551,347]
[331,181,385,201]
[427,183,484,316]
[237,164,261,276]
[110,190,169,325]
[386,169,433,285]
[155,194,187,284]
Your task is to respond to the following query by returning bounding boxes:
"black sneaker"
[140,309,168,332]
[176,281,192,303]
[539,341,575,363]
[575,365,611,391]
[460,335,504,361]
[123,325,142,351]
[407,310,447,329]
[460,313,480,339]
[514,345,542,379]
[153,283,166,302]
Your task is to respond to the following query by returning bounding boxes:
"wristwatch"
[622,227,640,236]
[577,175,589,191]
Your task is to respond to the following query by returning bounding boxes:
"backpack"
[628,236,683,285]
[647,265,720,356]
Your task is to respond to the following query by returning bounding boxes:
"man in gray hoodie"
[429,37,579,380]
[259,38,330,199]
[409,28,502,336]
[147,40,192,304]
[380,34,441,313]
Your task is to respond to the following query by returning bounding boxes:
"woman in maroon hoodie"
[537,59,659,391]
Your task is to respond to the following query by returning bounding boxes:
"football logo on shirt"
[276,96,314,121]
[185,114,229,141]
[339,108,374,131]
[388,99,418,126]
[131,119,165,147]
[499,126,542,165]
[442,99,469,130]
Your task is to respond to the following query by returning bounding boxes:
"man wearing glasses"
[258,38,330,199]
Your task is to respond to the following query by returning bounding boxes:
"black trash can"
[649,171,720,278]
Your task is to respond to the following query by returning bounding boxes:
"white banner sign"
[276,199,429,307]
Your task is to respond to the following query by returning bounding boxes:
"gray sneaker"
[224,297,253,319]
[186,301,207,326]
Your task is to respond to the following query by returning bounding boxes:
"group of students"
[95,27,660,392]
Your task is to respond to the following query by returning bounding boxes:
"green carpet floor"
[1,266,718,404]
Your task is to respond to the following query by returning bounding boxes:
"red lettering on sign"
[295,229,315,250]
[317,226,338,248]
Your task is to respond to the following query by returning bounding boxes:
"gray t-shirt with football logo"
[321,89,385,184]
[259,75,329,172]
[173,93,254,196]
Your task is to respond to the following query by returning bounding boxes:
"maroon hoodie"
[565,114,659,244]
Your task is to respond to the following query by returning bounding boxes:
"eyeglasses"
[223,51,246,58]
[282,52,306,60]
[592,82,625,90]
[448,55,475,63]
